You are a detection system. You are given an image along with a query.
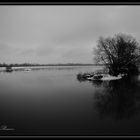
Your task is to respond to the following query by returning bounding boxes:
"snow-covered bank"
[86,74,123,81]
[100,75,122,81]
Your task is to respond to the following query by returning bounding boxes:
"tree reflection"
[91,80,103,87]
[92,76,140,120]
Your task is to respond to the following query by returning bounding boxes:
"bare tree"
[93,33,140,76]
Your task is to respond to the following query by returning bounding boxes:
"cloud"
[0,6,140,63]
[0,42,18,54]
[35,44,55,56]
[20,49,35,56]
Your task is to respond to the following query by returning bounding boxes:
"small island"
[77,33,140,82]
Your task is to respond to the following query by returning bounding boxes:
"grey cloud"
[0,42,18,54]
[20,49,36,55]
[61,45,93,63]
[35,44,56,56]
[0,6,140,63]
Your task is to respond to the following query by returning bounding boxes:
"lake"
[0,66,140,136]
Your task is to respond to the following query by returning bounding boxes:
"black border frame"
[0,2,140,138]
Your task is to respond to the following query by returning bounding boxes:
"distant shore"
[0,63,105,67]
[0,63,139,68]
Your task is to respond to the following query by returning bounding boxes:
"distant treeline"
[0,63,105,67]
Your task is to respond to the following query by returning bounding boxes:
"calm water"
[0,66,140,136]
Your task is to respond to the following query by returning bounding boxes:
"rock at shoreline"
[77,72,123,81]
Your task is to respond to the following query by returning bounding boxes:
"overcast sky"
[0,6,140,64]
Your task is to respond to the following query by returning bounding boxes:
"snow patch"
[101,75,122,81]
[87,74,122,81]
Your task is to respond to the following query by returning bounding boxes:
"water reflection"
[0,66,88,73]
[77,76,140,120]
[93,76,140,120]
[91,80,103,87]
